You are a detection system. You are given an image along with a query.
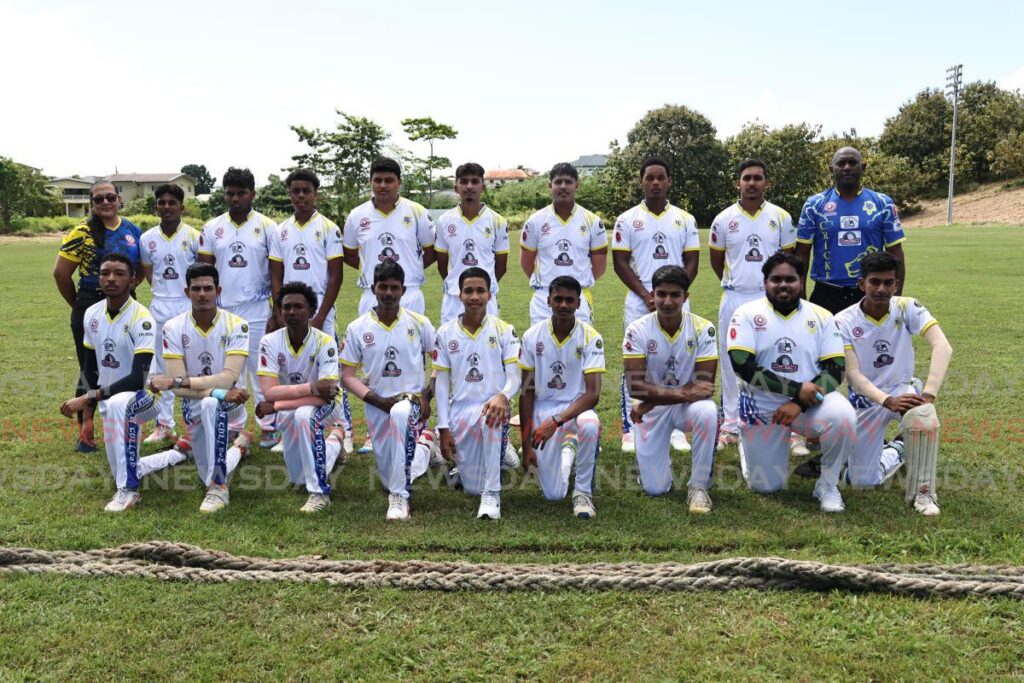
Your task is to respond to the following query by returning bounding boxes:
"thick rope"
[2,541,1024,598]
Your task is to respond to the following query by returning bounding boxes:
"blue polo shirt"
[58,218,142,292]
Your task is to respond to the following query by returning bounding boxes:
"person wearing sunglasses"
[53,180,142,452]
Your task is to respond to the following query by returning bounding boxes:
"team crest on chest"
[873,340,894,368]
[554,240,573,266]
[547,361,566,390]
[101,339,119,368]
[228,242,248,268]
[383,346,402,376]
[770,337,798,373]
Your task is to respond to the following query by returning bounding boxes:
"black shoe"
[794,454,823,478]
[76,439,98,453]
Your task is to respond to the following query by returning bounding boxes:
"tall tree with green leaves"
[401,117,457,208]
[180,164,216,194]
[0,157,61,231]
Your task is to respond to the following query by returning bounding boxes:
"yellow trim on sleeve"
[519,243,537,252]
[431,363,451,371]
[727,345,755,354]
[133,349,155,355]
[495,249,510,255]
[225,350,249,357]
[583,368,606,374]
[708,244,726,252]
[623,353,645,359]
[843,344,854,351]
[781,241,796,249]
[198,249,214,256]
[256,371,278,378]
[340,359,360,368]
[919,319,939,336]
[268,255,284,262]
[326,254,344,260]
[795,237,813,244]
[163,353,184,360]
[610,245,632,252]
[884,236,906,248]
[517,362,535,371]
[819,352,845,361]
[434,246,449,254]
[695,355,718,363]
[503,357,518,365]
[320,375,339,381]
[683,246,700,252]
[83,342,95,350]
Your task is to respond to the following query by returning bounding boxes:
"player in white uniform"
[519,276,604,519]
[835,252,952,515]
[726,252,855,512]
[708,159,796,448]
[340,261,436,521]
[435,162,510,324]
[520,162,607,324]
[612,157,700,454]
[433,268,521,519]
[256,282,346,513]
[140,183,200,444]
[198,167,277,445]
[59,254,186,512]
[342,157,436,316]
[623,266,719,513]
[148,263,253,514]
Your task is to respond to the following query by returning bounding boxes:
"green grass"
[2,225,1023,680]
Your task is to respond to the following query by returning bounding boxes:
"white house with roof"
[47,172,196,217]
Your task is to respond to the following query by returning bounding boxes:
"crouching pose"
[835,252,952,515]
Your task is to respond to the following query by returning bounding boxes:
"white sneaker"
[104,488,140,512]
[477,491,501,519]
[670,430,691,452]
[738,438,749,483]
[621,432,635,453]
[200,484,230,513]
[502,443,521,471]
[572,491,596,519]
[233,430,253,459]
[342,432,355,456]
[357,439,373,455]
[271,441,284,453]
[790,433,810,457]
[509,414,521,427]
[259,430,279,449]
[913,492,940,516]
[813,479,845,513]
[144,425,175,444]
[687,487,712,514]
[386,493,410,521]
[419,429,444,467]
[300,492,331,513]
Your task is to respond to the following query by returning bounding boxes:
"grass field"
[1,224,1023,680]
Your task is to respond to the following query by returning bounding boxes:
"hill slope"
[903,181,1024,227]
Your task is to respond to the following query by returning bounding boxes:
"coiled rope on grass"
[2,541,1023,598]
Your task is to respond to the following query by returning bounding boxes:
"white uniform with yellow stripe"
[520,204,607,324]
[622,312,719,495]
[269,211,344,336]
[434,205,510,323]
[433,315,520,495]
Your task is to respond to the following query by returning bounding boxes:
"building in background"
[47,172,196,217]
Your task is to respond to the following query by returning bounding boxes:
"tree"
[253,174,292,217]
[726,122,827,217]
[879,89,951,194]
[401,117,458,208]
[180,164,216,194]
[958,81,1024,184]
[988,130,1024,179]
[0,157,61,231]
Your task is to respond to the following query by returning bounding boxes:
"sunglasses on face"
[92,194,118,204]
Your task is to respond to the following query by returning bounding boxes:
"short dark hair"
[459,266,491,290]
[859,251,901,278]
[373,260,405,285]
[548,162,578,181]
[185,262,219,287]
[640,156,671,179]
[455,162,485,180]
[222,167,255,191]
[100,252,135,276]
[277,281,318,311]
[762,251,805,279]
[651,265,690,291]
[154,184,185,202]
[285,168,320,190]
[737,158,768,178]
[548,275,582,296]
[370,157,402,179]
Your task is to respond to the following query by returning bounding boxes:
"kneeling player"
[519,276,604,518]
[624,266,719,513]
[59,254,188,512]
[836,252,952,515]
[340,262,436,521]
[257,282,345,513]
[434,267,521,520]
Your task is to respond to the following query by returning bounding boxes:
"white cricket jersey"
[836,296,938,397]
[709,201,796,293]
[340,308,435,395]
[342,198,435,289]
[611,202,699,288]
[434,205,510,295]
[623,312,717,389]
[520,204,607,289]
[258,327,339,387]
[518,319,606,403]
[162,309,249,413]
[198,211,276,307]
[82,298,156,388]
[727,298,844,414]
[432,315,519,403]
[269,211,343,296]
[139,223,200,302]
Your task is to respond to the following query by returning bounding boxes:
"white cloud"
[999,65,1024,92]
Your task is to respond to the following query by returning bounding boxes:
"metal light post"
[946,64,963,225]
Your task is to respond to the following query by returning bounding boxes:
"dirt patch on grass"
[903,182,1024,227]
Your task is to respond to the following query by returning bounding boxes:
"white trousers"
[277,402,343,494]
[364,399,429,499]
[529,288,593,325]
[224,300,273,431]
[358,286,424,316]
[448,400,507,496]
[149,297,191,429]
[100,390,187,490]
[441,293,499,325]
[849,382,915,487]
[166,396,247,487]
[634,399,718,495]
[718,290,763,434]
[531,400,601,499]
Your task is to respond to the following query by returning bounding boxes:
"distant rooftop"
[484,169,532,181]
[106,172,193,183]
[569,154,608,168]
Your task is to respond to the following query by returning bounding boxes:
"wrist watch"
[86,389,101,406]
[553,414,564,427]
[173,376,185,390]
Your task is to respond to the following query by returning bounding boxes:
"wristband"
[553,415,564,427]
[211,388,228,401]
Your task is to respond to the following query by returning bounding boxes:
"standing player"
[340,262,436,521]
[518,276,604,519]
[520,162,607,325]
[197,167,277,447]
[726,253,855,512]
[835,252,952,515]
[342,157,436,316]
[257,282,346,513]
[613,157,699,453]
[148,263,253,513]
[140,184,200,444]
[433,267,521,519]
[58,254,186,512]
[708,159,795,449]
[434,162,510,324]
[623,266,719,513]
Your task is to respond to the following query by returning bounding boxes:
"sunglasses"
[92,194,119,204]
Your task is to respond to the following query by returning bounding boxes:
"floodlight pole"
[946,64,963,226]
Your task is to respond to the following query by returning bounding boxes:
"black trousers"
[70,289,103,415]
[809,281,861,316]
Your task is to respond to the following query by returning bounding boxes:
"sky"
[2,0,1023,184]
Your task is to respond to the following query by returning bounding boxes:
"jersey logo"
[488,335,497,349]
[653,232,669,260]
[745,247,763,262]
[646,340,658,354]
[771,354,798,373]
[554,239,574,266]
[873,340,895,368]
[535,341,544,356]
[284,372,301,384]
[541,223,551,234]
[753,315,768,330]
[633,220,643,229]
[292,244,311,270]
[575,345,583,360]
[215,227,225,239]
[838,229,861,246]
[728,220,739,232]
[359,218,371,229]
[384,346,399,361]
[615,230,624,243]
[363,332,375,346]
[101,339,120,369]
[823,201,837,215]
[448,340,459,353]
[852,326,864,339]
[383,361,402,377]
[228,242,248,268]
[461,239,478,266]
[89,318,99,333]
[776,337,795,354]
[447,224,457,235]
[465,367,484,383]
[547,361,566,390]
[162,267,179,280]
[806,320,816,331]
[403,216,412,226]
[467,353,481,367]
[863,200,877,216]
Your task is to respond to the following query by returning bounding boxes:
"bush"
[988,131,1024,179]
